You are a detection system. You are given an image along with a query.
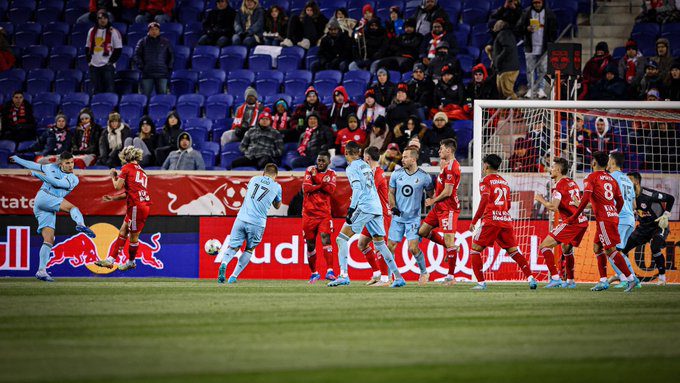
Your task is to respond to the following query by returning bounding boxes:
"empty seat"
[198,69,226,96]
[26,68,55,95]
[314,69,342,83]
[170,69,199,95]
[192,45,220,71]
[148,94,177,121]
[119,94,148,121]
[177,94,205,118]
[54,69,83,94]
[205,93,233,120]
[90,92,119,118]
[114,69,141,94]
[48,45,78,71]
[248,54,272,71]
[60,92,90,118]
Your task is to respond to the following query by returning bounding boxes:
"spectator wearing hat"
[136,0,174,24]
[77,0,132,24]
[370,68,397,107]
[263,5,288,46]
[332,113,367,167]
[386,83,418,128]
[199,0,237,48]
[0,91,36,143]
[35,114,73,165]
[588,63,629,100]
[224,86,264,144]
[366,115,393,153]
[386,6,404,39]
[290,86,329,131]
[414,0,451,35]
[72,108,102,168]
[432,65,467,120]
[637,60,666,99]
[232,0,265,48]
[292,113,334,168]
[422,111,456,161]
[98,112,131,168]
[348,18,389,72]
[353,4,379,35]
[86,10,123,95]
[380,143,402,171]
[667,61,680,101]
[618,39,645,86]
[407,63,435,115]
[231,108,284,169]
[491,19,520,100]
[134,22,174,98]
[161,131,206,170]
[124,116,158,166]
[374,18,423,74]
[420,18,459,68]
[517,0,557,99]
[652,38,673,81]
[424,41,462,83]
[465,63,498,102]
[646,88,661,101]
[324,8,356,36]
[156,110,183,165]
[393,115,428,150]
[314,19,353,72]
[580,41,612,100]
[328,85,358,133]
[271,98,298,143]
[282,1,327,50]
[357,89,386,131]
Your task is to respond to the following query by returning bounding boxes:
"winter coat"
[434,78,465,107]
[98,124,131,167]
[361,21,390,60]
[297,122,334,158]
[161,132,206,170]
[318,30,354,67]
[72,122,102,156]
[492,27,519,73]
[203,6,237,39]
[234,6,265,41]
[618,53,645,85]
[464,64,498,101]
[240,124,284,160]
[287,11,327,45]
[407,77,435,108]
[422,124,457,158]
[370,79,397,108]
[134,35,174,78]
[588,73,629,100]
[157,118,183,149]
[41,126,73,156]
[328,86,358,131]
[580,54,612,99]
[386,99,418,129]
[427,53,462,81]
[291,87,329,131]
[516,4,558,53]
[414,1,451,34]
[139,0,174,16]
[387,30,423,59]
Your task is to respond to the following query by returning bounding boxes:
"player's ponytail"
[119,146,143,164]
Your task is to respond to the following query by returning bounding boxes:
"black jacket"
[434,78,465,107]
[318,31,353,65]
[203,6,236,39]
[492,27,520,73]
[387,30,423,58]
[422,124,457,158]
[98,124,131,167]
[407,77,435,108]
[298,123,334,158]
[386,100,418,129]
[370,80,397,108]
[516,5,558,53]
[134,35,174,78]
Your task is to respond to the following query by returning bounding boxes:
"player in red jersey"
[418,139,460,285]
[302,151,338,283]
[359,146,391,286]
[96,146,151,271]
[534,158,588,289]
[469,154,537,290]
[567,151,638,292]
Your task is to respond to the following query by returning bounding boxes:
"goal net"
[472,100,680,283]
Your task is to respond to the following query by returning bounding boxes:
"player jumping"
[418,139,461,285]
[469,154,538,290]
[622,172,674,286]
[567,151,637,292]
[329,142,405,288]
[388,147,434,285]
[96,146,152,271]
[302,151,338,283]
[10,153,95,282]
[217,164,282,284]
[534,158,588,289]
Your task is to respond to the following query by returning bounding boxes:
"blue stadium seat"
[305,46,320,70]
[314,69,342,83]
[112,22,128,35]
[205,93,233,120]
[20,45,49,71]
[344,70,371,83]
[198,69,226,96]
[660,22,680,38]
[220,142,242,169]
[0,22,13,36]
[281,46,305,60]
[26,69,55,95]
[41,22,69,48]
[113,69,140,94]
[186,128,209,149]
[60,92,89,119]
[228,69,256,83]
[248,54,273,71]
[264,93,292,109]
[343,80,367,101]
[192,45,220,70]
[54,69,83,94]
[174,45,191,70]
[185,117,212,131]
[202,150,216,167]
[8,2,36,24]
[202,141,220,156]
[90,92,119,118]
[119,94,148,121]
[64,7,83,24]
[49,46,77,71]
[631,23,660,39]
[452,120,473,159]
[32,92,61,120]
[461,8,489,25]
[453,29,470,48]
[148,94,177,121]
[276,55,300,72]
[313,79,338,97]
[178,0,204,24]
[220,45,248,71]
[183,22,203,47]
[36,1,64,24]
[161,22,183,45]
[177,94,205,119]
[0,139,17,152]
[212,118,233,142]
[285,69,313,83]
[284,78,308,97]
[170,69,199,95]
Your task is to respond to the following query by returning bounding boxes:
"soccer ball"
[204,239,222,256]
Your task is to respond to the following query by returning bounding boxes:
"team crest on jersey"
[640,203,647,209]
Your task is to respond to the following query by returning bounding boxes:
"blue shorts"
[228,219,265,250]
[33,190,62,234]
[388,218,421,242]
[349,209,385,237]
[617,222,635,249]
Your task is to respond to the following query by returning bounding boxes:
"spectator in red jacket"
[136,0,174,24]
[580,41,612,100]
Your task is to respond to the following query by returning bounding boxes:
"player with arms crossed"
[217,164,282,284]
[302,151,338,283]
[329,142,406,288]
[534,158,588,288]
[388,147,434,285]
[10,153,95,282]
[96,146,152,271]
[469,154,537,290]
[418,139,461,285]
[567,151,637,292]
[606,152,640,289]
[622,172,675,286]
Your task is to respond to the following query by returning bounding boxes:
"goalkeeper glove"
[346,207,356,225]
[655,211,671,231]
[391,207,401,217]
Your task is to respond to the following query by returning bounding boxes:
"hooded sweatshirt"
[592,117,618,154]
[291,86,329,131]
[653,38,673,80]
[464,63,498,101]
[161,131,206,170]
[328,85,358,131]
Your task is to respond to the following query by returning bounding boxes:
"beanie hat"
[413,62,426,72]
[244,86,258,100]
[377,68,388,77]
[362,4,374,15]
[148,21,160,30]
[433,111,448,123]
[625,39,637,50]
[259,107,272,121]
[441,65,455,76]
[404,17,416,29]
[328,19,340,30]
[364,88,376,98]
[397,82,408,93]
[139,116,154,128]
[645,59,659,69]
[595,41,609,53]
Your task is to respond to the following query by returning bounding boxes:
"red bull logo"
[47,223,163,274]
[0,226,30,271]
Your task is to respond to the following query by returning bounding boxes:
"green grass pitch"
[1,279,679,383]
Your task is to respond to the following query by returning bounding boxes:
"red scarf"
[272,112,288,131]
[232,103,260,129]
[625,56,637,83]
[89,27,113,56]
[79,123,91,151]
[427,31,445,59]
[11,103,25,123]
[297,125,317,156]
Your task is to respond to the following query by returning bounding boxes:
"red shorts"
[422,205,458,234]
[361,215,391,237]
[124,204,150,234]
[548,223,588,247]
[594,220,621,250]
[302,216,333,241]
[472,222,517,249]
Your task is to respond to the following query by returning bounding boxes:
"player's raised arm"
[31,170,76,190]
[10,155,45,172]
[110,168,125,190]
[535,193,558,212]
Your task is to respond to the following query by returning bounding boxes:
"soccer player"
[622,172,675,286]
[357,146,390,286]
[417,139,460,285]
[469,154,538,290]
[606,152,640,289]
[388,147,434,285]
[329,142,406,288]
[302,151,338,283]
[217,164,282,284]
[10,153,95,282]
[567,151,637,292]
[534,158,588,289]
[96,146,152,271]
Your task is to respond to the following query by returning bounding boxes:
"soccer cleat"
[607,275,620,284]
[217,263,227,284]
[365,275,380,285]
[544,279,563,289]
[635,277,642,289]
[562,281,577,289]
[327,276,350,287]
[325,270,337,281]
[613,281,628,289]
[418,273,430,285]
[94,258,115,269]
[391,278,406,288]
[529,276,537,290]
[371,280,390,287]
[624,278,638,293]
[309,272,321,284]
[471,282,487,290]
[35,271,54,282]
[656,278,667,286]
[590,281,609,291]
[227,276,238,284]
[435,275,453,284]
[117,260,136,271]
[76,225,96,238]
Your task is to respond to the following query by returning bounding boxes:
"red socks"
[470,250,484,282]
[307,250,317,273]
[446,247,457,275]
[564,251,575,280]
[541,247,558,276]
[610,250,631,277]
[128,241,138,261]
[112,235,127,260]
[596,251,607,278]
[322,245,333,271]
[509,250,532,278]
[427,232,447,247]
[362,246,379,272]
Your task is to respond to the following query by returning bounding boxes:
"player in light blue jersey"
[387,147,434,285]
[217,163,282,284]
[328,141,406,288]
[607,152,640,289]
[10,153,95,282]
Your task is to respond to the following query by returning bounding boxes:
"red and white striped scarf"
[297,125,317,156]
[427,31,446,59]
[79,122,91,151]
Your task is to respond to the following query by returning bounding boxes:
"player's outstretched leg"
[217,247,238,284]
[373,239,405,288]
[229,250,253,283]
[61,200,96,238]
[508,249,537,289]
[328,232,351,287]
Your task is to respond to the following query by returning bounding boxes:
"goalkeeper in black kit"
[623,172,675,285]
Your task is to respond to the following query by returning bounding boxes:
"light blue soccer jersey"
[236,175,282,227]
[347,159,382,215]
[610,170,635,226]
[389,168,433,222]
[36,164,79,199]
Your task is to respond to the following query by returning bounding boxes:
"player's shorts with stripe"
[124,204,150,234]
[33,190,62,234]
[422,204,458,234]
[388,217,420,242]
[548,223,588,247]
[617,222,635,249]
[594,220,621,250]
[302,216,333,241]
[228,219,265,250]
[472,222,517,249]
[351,209,386,237]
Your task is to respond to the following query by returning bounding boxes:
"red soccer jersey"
[374,166,390,217]
[302,166,337,218]
[552,177,588,225]
[435,159,461,211]
[583,170,622,223]
[119,163,151,207]
[335,128,367,154]
[478,173,512,228]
